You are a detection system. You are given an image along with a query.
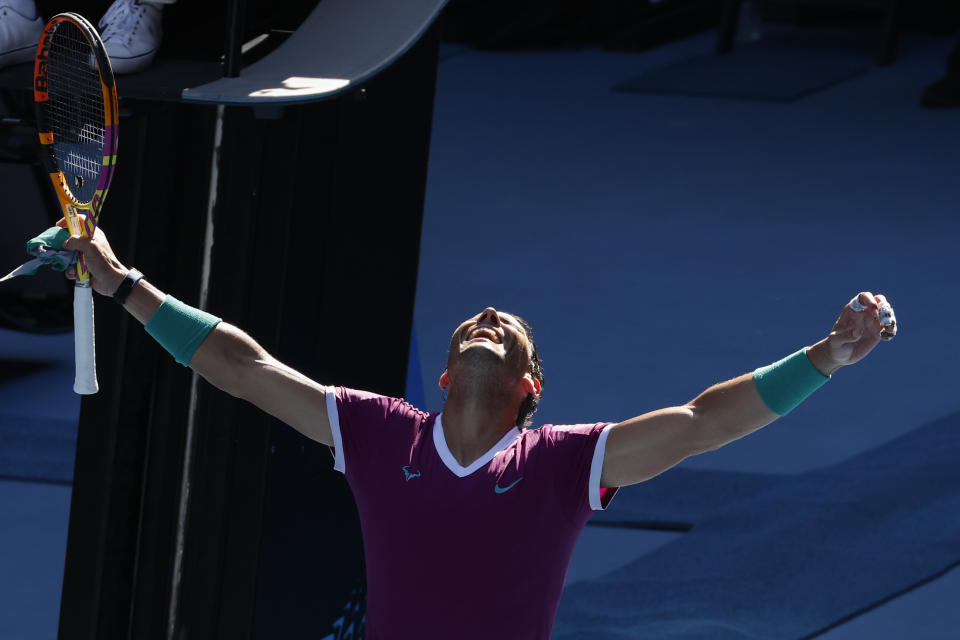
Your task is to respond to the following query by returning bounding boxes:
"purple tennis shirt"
[326,386,618,639]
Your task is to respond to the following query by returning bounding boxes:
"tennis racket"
[34,13,119,395]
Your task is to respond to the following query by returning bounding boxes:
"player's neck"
[441,388,519,467]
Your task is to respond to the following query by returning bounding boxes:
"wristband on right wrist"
[112,268,143,305]
[144,295,222,366]
[753,347,830,416]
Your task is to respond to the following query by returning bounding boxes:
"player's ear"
[521,373,541,398]
[439,370,450,389]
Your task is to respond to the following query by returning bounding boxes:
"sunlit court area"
[1,0,959,638]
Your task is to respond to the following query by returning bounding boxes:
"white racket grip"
[73,282,99,395]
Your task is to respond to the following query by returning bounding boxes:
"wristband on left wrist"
[753,347,830,416]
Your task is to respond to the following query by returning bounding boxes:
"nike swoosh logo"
[494,477,523,494]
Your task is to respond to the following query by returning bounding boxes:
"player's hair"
[511,314,544,427]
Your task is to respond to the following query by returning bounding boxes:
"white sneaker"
[0,3,42,69]
[99,0,163,74]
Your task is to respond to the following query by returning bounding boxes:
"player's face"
[448,307,532,375]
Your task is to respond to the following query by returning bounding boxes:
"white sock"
[4,0,38,20]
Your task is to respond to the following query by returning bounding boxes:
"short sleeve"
[540,422,618,523]
[326,386,424,479]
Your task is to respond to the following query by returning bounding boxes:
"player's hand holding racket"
[58,217,127,296]
[35,13,119,395]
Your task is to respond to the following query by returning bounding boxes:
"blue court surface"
[3,24,960,640]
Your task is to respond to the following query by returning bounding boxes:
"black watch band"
[113,268,144,305]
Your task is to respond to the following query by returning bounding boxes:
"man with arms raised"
[64,222,896,639]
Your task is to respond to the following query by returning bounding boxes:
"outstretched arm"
[62,222,333,446]
[600,292,896,488]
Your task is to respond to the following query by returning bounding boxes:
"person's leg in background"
[0,0,173,73]
[0,0,42,69]
[98,0,174,74]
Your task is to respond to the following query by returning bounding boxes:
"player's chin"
[460,342,502,357]
[457,344,508,368]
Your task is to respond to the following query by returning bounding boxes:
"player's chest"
[369,442,536,516]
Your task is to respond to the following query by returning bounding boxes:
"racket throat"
[63,202,94,282]
[64,202,82,235]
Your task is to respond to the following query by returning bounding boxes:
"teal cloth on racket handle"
[145,295,222,366]
[753,347,829,416]
[1,227,76,282]
[27,226,71,254]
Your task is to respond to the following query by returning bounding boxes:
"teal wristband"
[753,347,829,416]
[145,295,222,366]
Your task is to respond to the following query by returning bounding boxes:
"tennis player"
[63,222,896,639]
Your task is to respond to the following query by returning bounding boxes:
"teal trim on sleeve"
[753,347,829,416]
[145,295,222,366]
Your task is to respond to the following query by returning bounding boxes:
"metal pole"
[166,103,225,640]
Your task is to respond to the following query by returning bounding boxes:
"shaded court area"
[0,479,71,639]
[0,329,76,638]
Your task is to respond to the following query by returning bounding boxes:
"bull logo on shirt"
[402,466,422,482]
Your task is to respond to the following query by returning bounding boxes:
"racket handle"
[73,282,99,395]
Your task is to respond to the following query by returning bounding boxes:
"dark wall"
[441,0,960,50]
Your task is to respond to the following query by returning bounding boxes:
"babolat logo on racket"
[34,29,53,101]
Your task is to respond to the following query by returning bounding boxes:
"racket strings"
[44,21,106,205]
